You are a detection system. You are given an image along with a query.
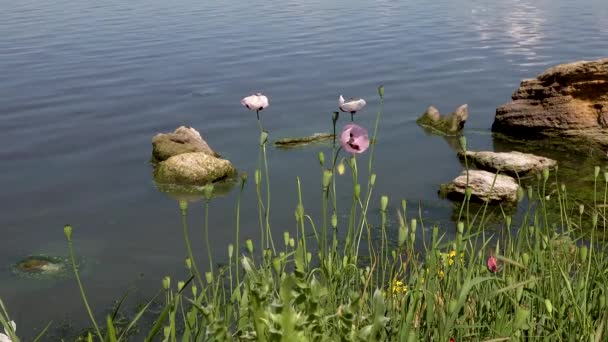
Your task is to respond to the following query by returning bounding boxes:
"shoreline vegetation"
[2,86,608,341]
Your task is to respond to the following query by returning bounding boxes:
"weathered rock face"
[493,58,608,144]
[440,170,519,203]
[154,152,237,186]
[417,104,468,135]
[458,151,556,177]
[152,126,219,162]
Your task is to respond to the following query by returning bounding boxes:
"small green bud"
[279,251,285,258]
[457,221,464,234]
[185,258,192,270]
[561,183,566,192]
[63,225,73,241]
[337,161,345,175]
[378,85,384,98]
[593,213,598,227]
[528,225,535,235]
[579,246,588,263]
[179,199,188,211]
[283,232,290,247]
[517,187,524,202]
[203,184,214,201]
[544,299,553,314]
[296,204,304,218]
[370,173,376,186]
[354,184,361,200]
[205,272,213,285]
[448,299,458,314]
[505,216,512,229]
[522,253,530,267]
[595,166,600,179]
[228,244,234,259]
[240,173,248,184]
[465,187,472,200]
[331,213,338,229]
[380,195,388,212]
[306,252,312,264]
[254,169,261,185]
[342,255,348,268]
[177,281,185,292]
[542,168,550,181]
[272,258,281,274]
[289,238,295,248]
[162,276,171,290]
[458,136,467,151]
[259,131,268,145]
[579,204,585,215]
[245,239,254,254]
[322,169,333,188]
[411,219,417,233]
[391,250,396,260]
[398,225,407,247]
[318,151,325,166]
[191,285,198,297]
[332,111,339,123]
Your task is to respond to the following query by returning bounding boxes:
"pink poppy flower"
[338,95,366,114]
[241,93,269,111]
[340,124,370,154]
[487,255,498,273]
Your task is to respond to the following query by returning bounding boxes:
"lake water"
[1,0,608,338]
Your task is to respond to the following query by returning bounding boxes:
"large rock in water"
[493,58,608,145]
[417,104,468,136]
[154,152,237,186]
[458,151,556,177]
[152,126,219,162]
[440,170,519,203]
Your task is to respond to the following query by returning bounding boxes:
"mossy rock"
[416,105,468,136]
[11,255,71,279]
[154,152,237,186]
[274,133,335,148]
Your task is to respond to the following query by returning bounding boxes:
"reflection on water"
[1,0,608,338]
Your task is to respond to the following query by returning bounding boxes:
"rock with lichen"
[458,151,556,177]
[152,126,219,162]
[154,152,237,186]
[440,170,519,203]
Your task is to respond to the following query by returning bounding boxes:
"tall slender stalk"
[64,225,103,341]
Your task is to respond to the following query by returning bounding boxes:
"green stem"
[182,209,204,287]
[205,199,213,274]
[67,238,103,341]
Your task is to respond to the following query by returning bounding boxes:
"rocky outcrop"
[440,170,519,203]
[458,151,556,177]
[417,104,468,136]
[152,126,219,162]
[154,152,237,186]
[493,58,608,145]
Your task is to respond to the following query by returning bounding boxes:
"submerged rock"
[153,177,238,202]
[440,170,519,203]
[493,58,608,145]
[416,104,468,135]
[274,133,335,148]
[154,152,237,186]
[458,151,556,177]
[12,255,69,279]
[152,126,219,162]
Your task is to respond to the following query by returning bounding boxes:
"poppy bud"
[64,225,73,241]
[162,276,171,290]
[318,151,325,166]
[380,195,388,212]
[179,199,188,211]
[245,239,254,254]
